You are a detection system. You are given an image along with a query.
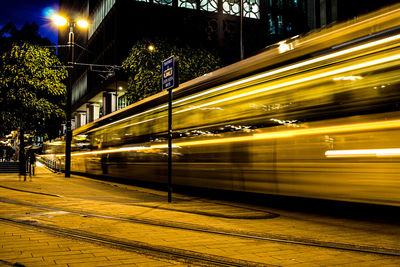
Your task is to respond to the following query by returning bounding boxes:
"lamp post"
[52,15,88,178]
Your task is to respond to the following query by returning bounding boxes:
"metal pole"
[168,87,172,203]
[240,0,244,60]
[65,24,74,178]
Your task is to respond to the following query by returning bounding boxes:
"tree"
[122,39,223,103]
[0,43,67,172]
[0,22,52,53]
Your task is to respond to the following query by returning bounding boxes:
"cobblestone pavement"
[0,163,399,266]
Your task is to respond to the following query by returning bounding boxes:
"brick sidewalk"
[0,164,399,266]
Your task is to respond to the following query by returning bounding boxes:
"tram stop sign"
[162,56,176,90]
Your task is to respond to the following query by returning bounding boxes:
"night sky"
[0,0,59,44]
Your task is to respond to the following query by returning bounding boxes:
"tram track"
[0,197,399,258]
[0,216,268,267]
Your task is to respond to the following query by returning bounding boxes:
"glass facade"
[199,0,218,12]
[222,0,240,16]
[244,0,260,18]
[118,95,130,110]
[222,0,260,18]
[88,0,263,37]
[268,0,306,36]
[89,0,116,39]
[72,73,88,106]
[154,0,173,6]
[178,0,197,9]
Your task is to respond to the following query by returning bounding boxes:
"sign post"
[162,56,178,203]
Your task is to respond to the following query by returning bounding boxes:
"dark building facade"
[58,0,398,129]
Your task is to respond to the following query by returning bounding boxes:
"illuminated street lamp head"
[52,15,68,26]
[148,44,155,52]
[77,19,89,29]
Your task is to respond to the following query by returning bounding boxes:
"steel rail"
[0,216,270,267]
[0,198,399,257]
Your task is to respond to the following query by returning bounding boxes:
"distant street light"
[148,44,155,52]
[51,14,89,178]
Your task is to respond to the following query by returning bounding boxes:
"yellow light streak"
[56,118,400,157]
[55,146,152,157]
[151,119,400,148]
[92,34,400,132]
[175,53,400,115]
[325,148,400,158]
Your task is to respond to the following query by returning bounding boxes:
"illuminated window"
[223,0,240,16]
[244,0,260,18]
[277,15,283,34]
[200,0,218,12]
[118,95,130,110]
[154,0,173,6]
[222,0,259,18]
[179,0,197,9]
[269,17,275,34]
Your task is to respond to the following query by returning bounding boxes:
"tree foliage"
[122,39,223,103]
[0,43,67,139]
[0,22,52,53]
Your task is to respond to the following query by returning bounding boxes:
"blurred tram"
[44,4,400,206]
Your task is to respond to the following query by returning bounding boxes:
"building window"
[200,0,218,12]
[244,0,260,18]
[277,15,283,34]
[269,16,275,34]
[222,0,259,18]
[118,94,130,110]
[154,0,173,6]
[223,0,240,16]
[179,0,197,9]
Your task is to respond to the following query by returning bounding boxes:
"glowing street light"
[77,20,89,29]
[51,15,67,27]
[51,14,89,178]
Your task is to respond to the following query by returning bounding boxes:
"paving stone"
[0,166,399,266]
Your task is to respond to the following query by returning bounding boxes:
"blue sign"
[162,56,175,90]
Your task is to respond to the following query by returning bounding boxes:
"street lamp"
[52,15,89,178]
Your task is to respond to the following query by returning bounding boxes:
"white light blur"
[51,15,67,26]
[77,20,89,29]
[333,76,363,81]
[325,148,400,158]
[278,41,293,53]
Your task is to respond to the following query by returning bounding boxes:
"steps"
[0,162,20,173]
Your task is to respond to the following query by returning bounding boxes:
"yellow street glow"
[325,148,400,158]
[52,15,67,26]
[77,20,89,28]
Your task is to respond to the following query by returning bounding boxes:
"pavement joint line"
[1,197,400,257]
[0,216,274,267]
[0,185,60,198]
